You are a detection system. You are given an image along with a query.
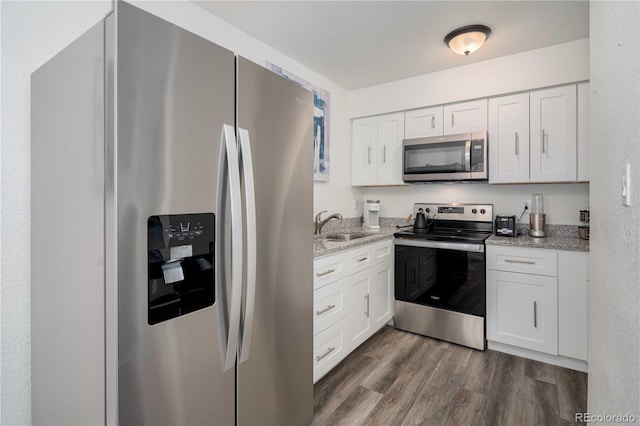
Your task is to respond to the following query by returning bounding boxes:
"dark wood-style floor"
[313,326,587,426]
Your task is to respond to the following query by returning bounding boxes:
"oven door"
[402,132,487,182]
[394,239,485,317]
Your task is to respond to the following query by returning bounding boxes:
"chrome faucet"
[314,211,343,235]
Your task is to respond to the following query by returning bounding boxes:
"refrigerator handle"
[238,128,257,364]
[217,124,243,371]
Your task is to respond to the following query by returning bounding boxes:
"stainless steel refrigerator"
[31,2,313,425]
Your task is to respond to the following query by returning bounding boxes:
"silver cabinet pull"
[365,294,370,318]
[316,347,335,362]
[367,147,371,164]
[316,268,335,277]
[515,131,519,156]
[383,145,387,163]
[533,301,538,328]
[541,129,546,154]
[451,113,455,128]
[357,256,368,262]
[505,259,536,265]
[316,304,336,316]
[431,115,435,130]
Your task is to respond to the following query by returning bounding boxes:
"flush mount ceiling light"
[444,25,492,56]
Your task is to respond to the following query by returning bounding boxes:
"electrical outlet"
[523,199,531,211]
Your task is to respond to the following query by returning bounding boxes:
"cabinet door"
[558,251,588,361]
[577,82,590,182]
[488,93,530,183]
[352,116,378,185]
[443,99,488,134]
[377,112,405,185]
[371,260,393,330]
[347,269,372,349]
[405,106,443,138]
[487,270,558,355]
[530,85,577,182]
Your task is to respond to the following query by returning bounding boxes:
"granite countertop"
[313,226,397,258]
[486,235,590,252]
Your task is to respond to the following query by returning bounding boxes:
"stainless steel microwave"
[402,131,487,182]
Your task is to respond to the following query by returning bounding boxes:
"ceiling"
[195,1,589,90]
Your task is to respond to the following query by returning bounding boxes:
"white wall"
[362,183,589,225]
[588,0,640,418]
[0,1,351,423]
[349,38,589,118]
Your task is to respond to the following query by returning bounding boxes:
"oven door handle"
[394,238,485,253]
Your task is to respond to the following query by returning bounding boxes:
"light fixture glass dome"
[444,25,492,56]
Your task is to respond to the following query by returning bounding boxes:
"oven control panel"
[416,203,493,223]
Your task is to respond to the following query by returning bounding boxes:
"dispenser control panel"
[147,213,215,325]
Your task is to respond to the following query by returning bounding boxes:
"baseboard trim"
[488,340,588,373]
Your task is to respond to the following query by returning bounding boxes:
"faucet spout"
[314,212,343,235]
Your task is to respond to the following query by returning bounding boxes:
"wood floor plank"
[476,352,525,426]
[426,344,474,388]
[401,382,450,425]
[365,356,431,425]
[525,358,557,384]
[521,377,560,426]
[319,385,383,426]
[556,366,588,423]
[460,349,499,395]
[313,351,378,424]
[360,332,424,394]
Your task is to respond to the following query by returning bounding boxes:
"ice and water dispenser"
[147,213,215,325]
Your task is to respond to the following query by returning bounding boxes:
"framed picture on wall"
[266,62,330,182]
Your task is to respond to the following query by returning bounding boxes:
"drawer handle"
[316,347,335,362]
[316,304,336,316]
[316,268,336,277]
[504,259,536,265]
[357,257,368,262]
[533,301,538,328]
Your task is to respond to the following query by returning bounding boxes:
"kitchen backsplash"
[318,216,582,238]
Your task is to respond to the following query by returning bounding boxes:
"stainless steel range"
[394,203,493,350]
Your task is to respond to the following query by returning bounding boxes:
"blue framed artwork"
[267,62,330,182]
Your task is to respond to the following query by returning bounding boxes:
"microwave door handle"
[465,140,472,172]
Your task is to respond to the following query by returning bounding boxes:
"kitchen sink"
[325,232,368,241]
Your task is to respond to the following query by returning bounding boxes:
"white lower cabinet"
[487,269,558,355]
[313,239,394,382]
[486,245,588,370]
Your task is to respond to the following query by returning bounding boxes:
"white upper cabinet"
[377,113,405,185]
[351,116,378,185]
[530,85,577,182]
[404,106,443,138]
[577,82,590,182]
[443,99,488,134]
[352,112,404,186]
[488,93,530,184]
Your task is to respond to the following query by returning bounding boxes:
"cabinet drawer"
[347,245,374,274]
[313,318,348,383]
[371,239,392,263]
[313,280,347,335]
[486,245,557,276]
[314,252,348,289]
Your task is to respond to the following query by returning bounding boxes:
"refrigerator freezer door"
[116,3,235,425]
[31,20,106,425]
[236,57,314,425]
